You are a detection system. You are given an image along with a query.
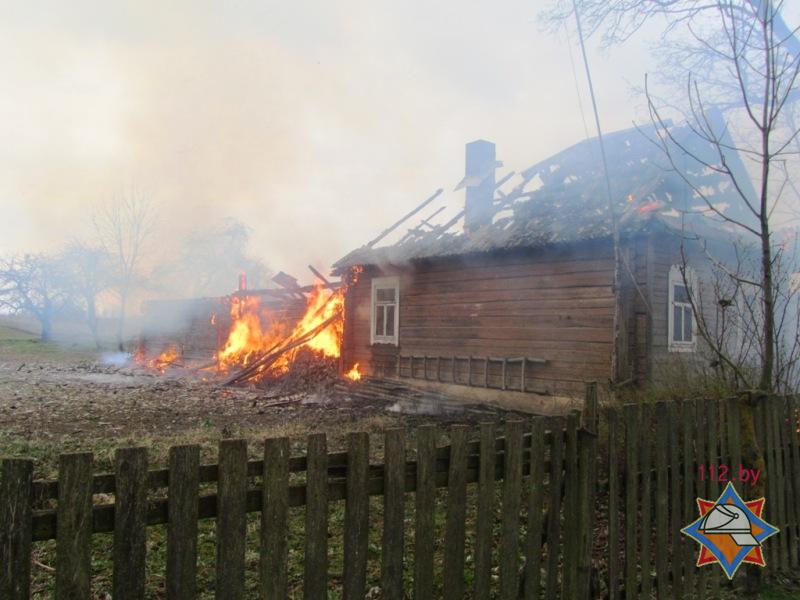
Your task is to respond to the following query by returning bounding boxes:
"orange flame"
[215,284,344,380]
[136,345,181,373]
[636,200,661,215]
[345,363,362,381]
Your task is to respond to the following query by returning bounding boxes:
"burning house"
[333,123,754,404]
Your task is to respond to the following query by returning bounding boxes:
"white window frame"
[668,264,697,352]
[371,276,400,345]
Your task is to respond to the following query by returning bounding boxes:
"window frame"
[370,276,400,345]
[668,264,697,353]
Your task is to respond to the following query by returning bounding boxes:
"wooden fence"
[0,387,798,598]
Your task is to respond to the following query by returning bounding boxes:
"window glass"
[375,307,385,336]
[386,305,395,336]
[673,305,683,341]
[674,284,690,304]
[683,308,693,342]
[377,288,396,303]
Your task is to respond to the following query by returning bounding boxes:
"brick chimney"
[463,139,497,232]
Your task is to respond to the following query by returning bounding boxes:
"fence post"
[523,418,546,600]
[381,428,406,600]
[499,420,524,600]
[343,432,370,600]
[167,444,200,600]
[0,458,33,600]
[305,433,329,600]
[261,437,289,600]
[474,423,496,599]
[216,439,248,600]
[113,447,149,600]
[56,452,93,600]
[442,425,468,600]
[578,383,598,599]
[414,425,437,600]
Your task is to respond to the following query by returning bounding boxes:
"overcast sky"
[1,1,666,280]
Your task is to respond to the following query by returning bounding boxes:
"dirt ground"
[0,325,508,478]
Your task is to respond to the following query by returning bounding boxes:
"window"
[668,265,697,352]
[371,276,399,345]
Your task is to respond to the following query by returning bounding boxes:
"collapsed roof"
[333,120,755,272]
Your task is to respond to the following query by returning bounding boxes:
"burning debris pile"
[135,268,362,387]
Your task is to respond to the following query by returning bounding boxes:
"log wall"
[342,240,616,396]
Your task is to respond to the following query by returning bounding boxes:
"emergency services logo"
[681,481,779,579]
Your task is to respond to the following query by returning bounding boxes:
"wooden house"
[332,124,754,406]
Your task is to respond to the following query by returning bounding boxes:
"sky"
[0,1,664,282]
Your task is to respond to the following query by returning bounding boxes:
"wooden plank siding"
[342,240,617,395]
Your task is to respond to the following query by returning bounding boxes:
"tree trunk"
[741,392,767,594]
[116,290,127,352]
[86,299,100,349]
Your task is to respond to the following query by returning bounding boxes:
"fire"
[345,363,362,381]
[215,284,344,379]
[636,200,661,214]
[135,345,181,373]
[217,296,288,371]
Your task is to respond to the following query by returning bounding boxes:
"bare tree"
[544,0,799,591]
[94,189,156,351]
[60,242,113,348]
[0,254,69,342]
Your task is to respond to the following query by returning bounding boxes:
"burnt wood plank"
[167,445,200,600]
[414,425,437,600]
[261,437,290,600]
[216,439,248,600]
[113,447,148,600]
[0,458,33,600]
[305,433,329,600]
[474,423,495,599]
[499,420,524,600]
[443,425,468,600]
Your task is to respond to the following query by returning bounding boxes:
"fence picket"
[654,403,669,600]
[524,418,546,600]
[343,431,370,600]
[706,400,721,597]
[167,445,200,600]
[305,433,329,600]
[414,425,436,600]
[113,447,148,600]
[381,428,406,600]
[261,437,289,600]
[667,403,682,600]
[607,410,620,600]
[624,405,639,600]
[640,404,653,599]
[562,413,579,599]
[781,400,799,570]
[694,400,708,594]
[443,425,468,600]
[0,458,33,600]
[762,399,778,571]
[682,401,695,596]
[770,398,788,570]
[216,439,248,600]
[788,398,800,570]
[499,420,524,600]
[474,423,495,599]
[544,423,564,600]
[56,452,93,600]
